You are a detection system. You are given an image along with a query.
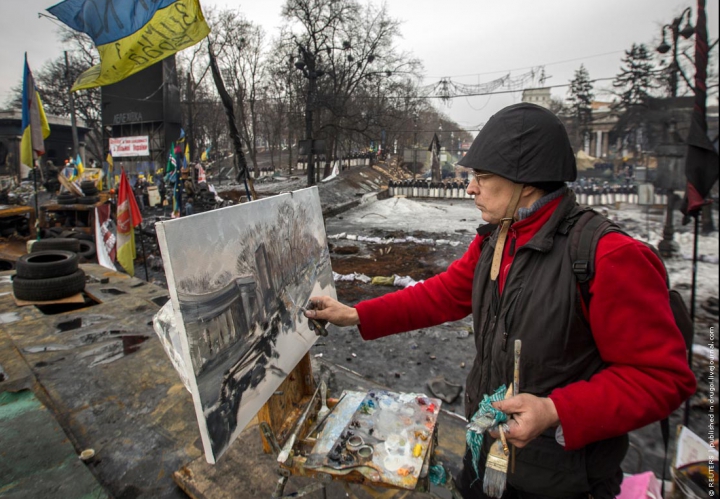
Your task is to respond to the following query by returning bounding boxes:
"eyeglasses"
[470,170,494,184]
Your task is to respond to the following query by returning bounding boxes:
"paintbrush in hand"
[483,385,513,498]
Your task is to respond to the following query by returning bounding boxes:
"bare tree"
[213,11,268,176]
[280,0,422,174]
[176,28,214,162]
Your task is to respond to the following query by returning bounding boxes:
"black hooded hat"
[457,103,576,183]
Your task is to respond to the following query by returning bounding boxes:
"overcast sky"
[2,0,717,133]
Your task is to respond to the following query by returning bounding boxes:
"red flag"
[117,169,143,275]
[118,169,142,229]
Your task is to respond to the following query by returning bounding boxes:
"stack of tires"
[12,251,86,301]
[79,181,100,205]
[57,192,77,205]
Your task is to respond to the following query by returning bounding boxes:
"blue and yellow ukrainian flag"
[47,0,210,91]
[75,154,85,177]
[20,54,50,170]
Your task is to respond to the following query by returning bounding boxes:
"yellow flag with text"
[48,0,210,92]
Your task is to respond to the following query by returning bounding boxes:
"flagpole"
[139,221,149,282]
[64,51,80,158]
[32,156,40,240]
[683,212,700,426]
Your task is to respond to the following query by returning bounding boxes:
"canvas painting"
[155,187,336,463]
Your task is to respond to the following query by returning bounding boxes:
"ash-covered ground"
[135,175,718,478]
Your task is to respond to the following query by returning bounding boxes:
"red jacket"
[355,197,696,450]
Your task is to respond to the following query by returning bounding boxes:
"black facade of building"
[0,111,90,178]
[102,56,182,176]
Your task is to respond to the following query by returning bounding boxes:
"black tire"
[77,196,100,205]
[57,196,77,205]
[13,269,86,301]
[81,187,99,196]
[78,240,96,259]
[15,251,79,279]
[80,181,96,190]
[30,238,81,253]
[61,231,94,241]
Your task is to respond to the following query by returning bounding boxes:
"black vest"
[464,192,627,497]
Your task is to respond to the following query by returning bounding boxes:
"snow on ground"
[326,197,482,236]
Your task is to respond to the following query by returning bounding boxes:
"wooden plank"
[173,419,283,499]
[13,292,85,307]
[0,264,204,499]
[0,205,34,217]
[0,390,109,498]
[57,174,83,196]
[0,328,35,394]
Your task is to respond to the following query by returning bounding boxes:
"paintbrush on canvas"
[155,187,337,463]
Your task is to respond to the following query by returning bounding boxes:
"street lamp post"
[412,112,418,180]
[656,6,694,257]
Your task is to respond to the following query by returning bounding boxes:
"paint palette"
[309,390,441,489]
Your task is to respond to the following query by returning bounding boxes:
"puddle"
[34,358,65,368]
[35,294,102,315]
[74,331,150,367]
[100,288,126,296]
[57,317,83,332]
[23,328,149,363]
[24,344,74,353]
[0,312,21,324]
[55,315,115,332]
[151,296,169,307]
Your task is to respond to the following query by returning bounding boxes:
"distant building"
[586,101,619,159]
[521,87,552,109]
[0,110,90,179]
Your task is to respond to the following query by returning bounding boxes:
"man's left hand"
[489,394,560,448]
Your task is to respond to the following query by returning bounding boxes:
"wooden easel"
[256,351,316,453]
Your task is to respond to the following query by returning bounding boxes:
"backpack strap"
[568,211,625,307]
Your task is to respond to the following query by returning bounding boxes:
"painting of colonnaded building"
[155,187,336,463]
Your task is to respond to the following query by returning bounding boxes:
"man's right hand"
[304,296,360,327]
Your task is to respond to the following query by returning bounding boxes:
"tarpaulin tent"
[575,150,597,171]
